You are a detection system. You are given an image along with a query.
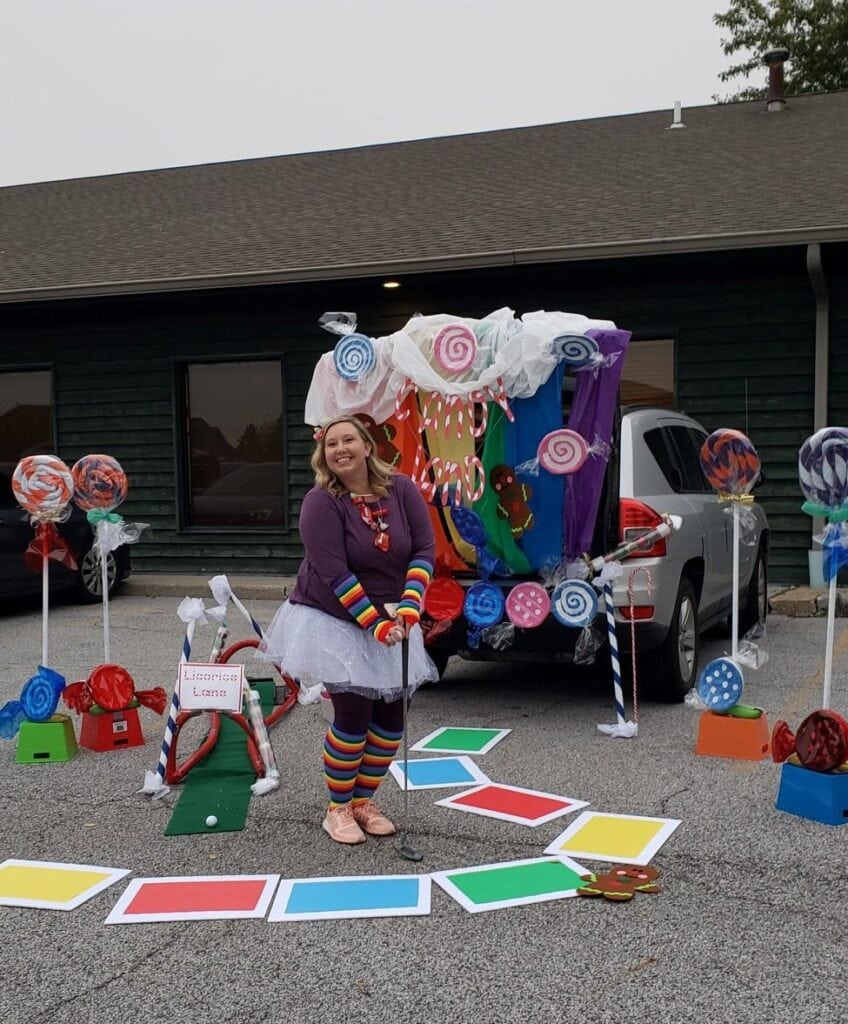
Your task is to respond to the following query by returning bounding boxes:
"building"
[2,84,846,583]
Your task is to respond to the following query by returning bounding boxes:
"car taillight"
[618,499,667,559]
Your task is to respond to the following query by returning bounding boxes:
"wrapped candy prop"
[62,663,167,716]
[799,427,848,710]
[771,710,848,772]
[319,312,377,382]
[515,430,609,478]
[433,323,478,376]
[481,581,551,651]
[0,666,67,739]
[551,333,600,368]
[12,455,75,668]
[72,454,148,663]
[421,570,465,646]
[449,506,512,581]
[464,581,505,650]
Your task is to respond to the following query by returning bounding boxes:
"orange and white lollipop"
[12,455,74,520]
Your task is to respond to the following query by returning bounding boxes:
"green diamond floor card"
[431,856,588,913]
[410,726,511,755]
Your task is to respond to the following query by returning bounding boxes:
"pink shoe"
[322,804,367,845]
[352,800,397,836]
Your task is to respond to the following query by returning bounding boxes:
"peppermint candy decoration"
[537,429,589,475]
[464,582,505,628]
[433,324,478,375]
[697,657,744,712]
[12,455,74,519]
[20,666,66,723]
[798,426,848,510]
[333,333,376,381]
[551,580,598,628]
[553,333,599,367]
[505,582,550,629]
[72,454,128,512]
[699,428,760,496]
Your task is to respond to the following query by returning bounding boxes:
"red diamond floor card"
[434,783,589,827]
[104,875,280,924]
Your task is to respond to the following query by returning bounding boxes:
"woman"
[264,415,437,844]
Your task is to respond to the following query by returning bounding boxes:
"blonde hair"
[311,415,395,497]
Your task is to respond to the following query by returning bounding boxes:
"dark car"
[0,467,131,602]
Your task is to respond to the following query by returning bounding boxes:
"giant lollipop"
[798,427,848,708]
[699,429,761,667]
[12,455,74,667]
[72,454,129,662]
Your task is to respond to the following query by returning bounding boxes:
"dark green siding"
[0,245,834,582]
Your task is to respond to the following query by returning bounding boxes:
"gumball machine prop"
[772,427,848,824]
[694,430,770,761]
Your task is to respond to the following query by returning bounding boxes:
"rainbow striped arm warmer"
[333,573,394,644]
[395,558,433,626]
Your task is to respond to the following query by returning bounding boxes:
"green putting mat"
[165,681,275,836]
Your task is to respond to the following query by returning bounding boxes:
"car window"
[643,428,681,491]
[666,426,711,493]
[0,469,16,509]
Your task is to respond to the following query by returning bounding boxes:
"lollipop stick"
[100,525,111,662]
[731,503,740,661]
[41,528,49,666]
[823,574,837,709]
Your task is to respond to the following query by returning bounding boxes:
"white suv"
[426,407,769,702]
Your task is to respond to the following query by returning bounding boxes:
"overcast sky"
[0,0,755,188]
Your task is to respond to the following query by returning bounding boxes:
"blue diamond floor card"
[388,755,490,790]
[268,874,431,921]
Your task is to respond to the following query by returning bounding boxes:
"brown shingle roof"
[1,91,846,301]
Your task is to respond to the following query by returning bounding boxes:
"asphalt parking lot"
[1,592,847,1024]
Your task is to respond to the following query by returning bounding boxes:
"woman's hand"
[383,622,406,646]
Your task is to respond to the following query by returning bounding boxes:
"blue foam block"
[775,762,848,826]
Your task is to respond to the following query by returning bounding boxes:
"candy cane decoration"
[597,577,638,739]
[139,597,216,797]
[394,379,418,421]
[627,567,654,729]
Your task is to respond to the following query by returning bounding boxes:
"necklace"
[350,494,390,552]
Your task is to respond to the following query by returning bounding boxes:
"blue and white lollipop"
[551,580,598,628]
[552,334,599,368]
[333,333,376,381]
[697,657,744,712]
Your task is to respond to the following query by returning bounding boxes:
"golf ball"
[206,815,218,827]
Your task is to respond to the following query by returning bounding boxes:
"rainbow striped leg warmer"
[395,559,433,626]
[332,572,394,643]
[352,722,403,803]
[323,724,367,807]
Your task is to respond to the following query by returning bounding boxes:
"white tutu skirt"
[261,601,438,701]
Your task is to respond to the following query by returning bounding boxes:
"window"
[643,425,711,494]
[182,360,285,529]
[620,339,674,409]
[0,369,54,471]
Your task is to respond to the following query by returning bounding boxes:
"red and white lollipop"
[433,324,478,376]
[12,455,74,520]
[537,429,589,475]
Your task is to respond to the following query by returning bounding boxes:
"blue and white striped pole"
[598,577,638,738]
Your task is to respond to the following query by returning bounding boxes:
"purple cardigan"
[289,473,435,622]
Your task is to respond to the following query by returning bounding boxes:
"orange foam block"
[695,710,770,761]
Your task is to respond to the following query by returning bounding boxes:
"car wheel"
[74,547,119,603]
[640,577,699,703]
[739,547,768,637]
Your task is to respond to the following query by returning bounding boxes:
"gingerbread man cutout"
[490,464,534,538]
[577,865,660,902]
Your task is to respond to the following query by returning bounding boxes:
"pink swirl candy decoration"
[537,429,589,475]
[12,455,74,518]
[71,454,128,511]
[433,323,478,375]
[505,583,551,629]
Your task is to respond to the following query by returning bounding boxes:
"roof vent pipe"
[763,47,790,111]
[667,101,686,130]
